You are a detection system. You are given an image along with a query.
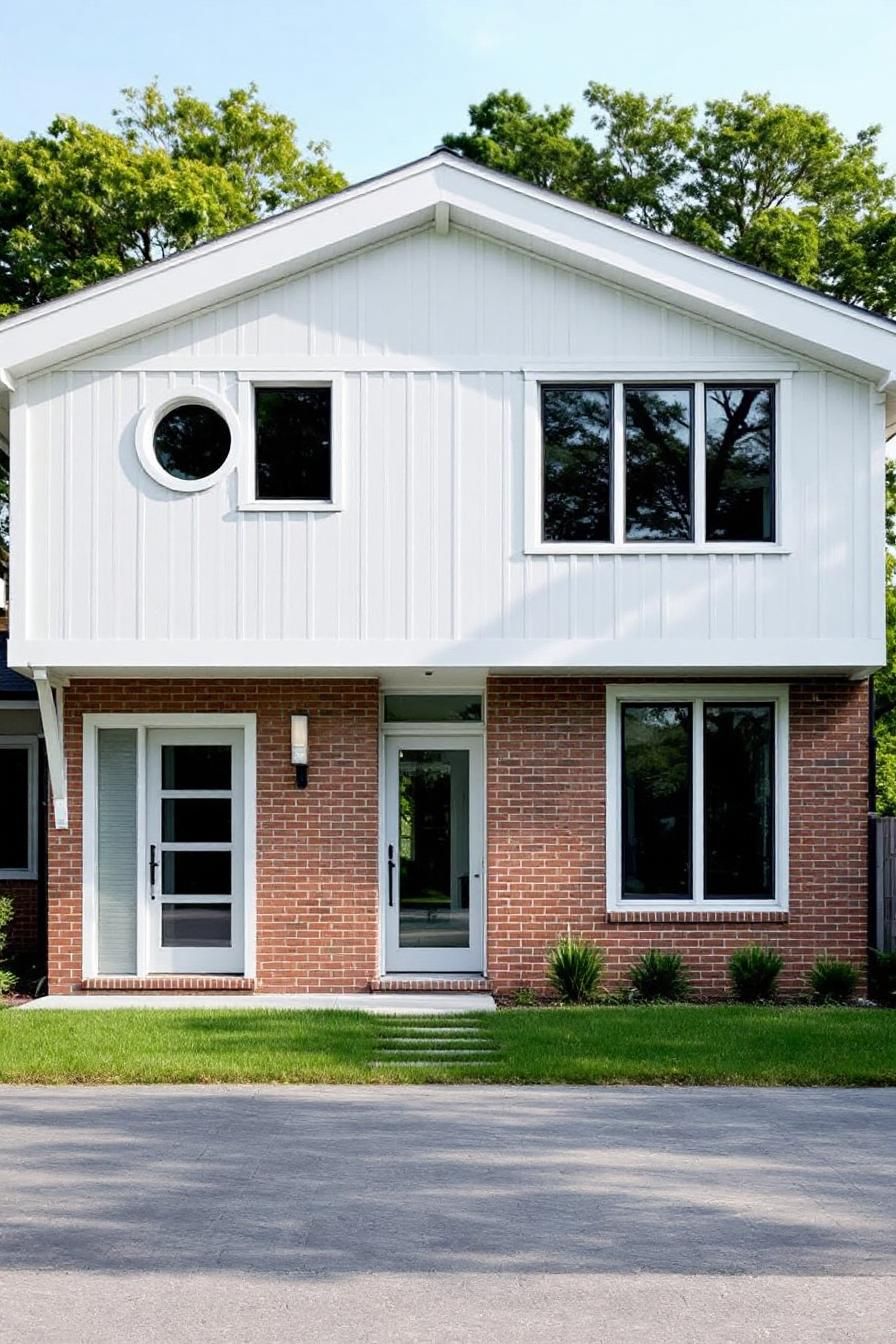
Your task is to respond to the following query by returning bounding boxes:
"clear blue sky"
[4,0,896,181]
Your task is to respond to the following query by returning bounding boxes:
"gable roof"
[2,148,896,384]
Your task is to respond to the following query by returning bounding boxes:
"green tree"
[0,82,345,315]
[445,86,896,315]
[583,83,696,230]
[441,90,599,199]
[874,460,896,813]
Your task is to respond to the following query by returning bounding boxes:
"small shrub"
[728,944,783,1003]
[547,933,604,1003]
[0,896,16,997]
[512,985,537,1008]
[629,949,691,1002]
[869,949,896,1007]
[808,956,860,1004]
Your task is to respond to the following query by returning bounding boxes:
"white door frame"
[81,713,256,980]
[381,728,485,974]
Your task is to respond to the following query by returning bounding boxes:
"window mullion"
[693,382,706,543]
[612,382,625,544]
[693,698,705,903]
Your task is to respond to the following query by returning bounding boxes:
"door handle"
[387,843,396,907]
[149,844,158,900]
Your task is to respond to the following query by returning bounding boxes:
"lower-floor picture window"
[618,692,780,905]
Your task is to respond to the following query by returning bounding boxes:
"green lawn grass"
[0,1003,893,1085]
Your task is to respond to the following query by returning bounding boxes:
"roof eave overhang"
[1,153,895,383]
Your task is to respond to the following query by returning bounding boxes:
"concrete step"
[370,1058,500,1068]
[370,978,493,994]
[376,1046,499,1055]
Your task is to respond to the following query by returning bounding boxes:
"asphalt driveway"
[0,1085,893,1342]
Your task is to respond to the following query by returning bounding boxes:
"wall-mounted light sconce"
[291,713,309,789]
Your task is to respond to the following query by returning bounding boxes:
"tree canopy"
[0,81,346,316]
[444,86,896,316]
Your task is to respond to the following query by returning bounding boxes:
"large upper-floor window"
[533,380,776,548]
[607,686,787,910]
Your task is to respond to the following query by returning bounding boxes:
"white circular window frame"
[135,388,240,493]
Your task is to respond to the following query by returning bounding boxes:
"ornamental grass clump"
[728,944,783,1003]
[808,956,860,1005]
[629,949,692,1002]
[547,932,604,1003]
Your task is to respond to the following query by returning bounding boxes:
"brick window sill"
[606,910,789,925]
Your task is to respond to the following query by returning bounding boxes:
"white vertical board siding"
[20,227,880,659]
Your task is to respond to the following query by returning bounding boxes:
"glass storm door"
[146,729,244,974]
[384,735,484,974]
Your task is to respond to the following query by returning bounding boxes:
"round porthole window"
[135,391,239,492]
[154,404,230,481]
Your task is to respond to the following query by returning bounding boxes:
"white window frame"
[237,372,343,512]
[524,371,791,555]
[135,387,240,493]
[81,713,257,981]
[605,683,789,913]
[0,735,39,880]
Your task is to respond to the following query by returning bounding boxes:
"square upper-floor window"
[528,378,777,551]
[255,385,332,502]
[238,377,341,511]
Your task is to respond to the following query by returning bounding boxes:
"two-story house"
[0,150,889,998]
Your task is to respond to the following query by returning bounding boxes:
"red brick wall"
[2,878,40,956]
[48,675,869,997]
[486,677,870,997]
[48,680,379,995]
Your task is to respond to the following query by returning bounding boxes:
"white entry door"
[383,735,484,974]
[146,728,244,974]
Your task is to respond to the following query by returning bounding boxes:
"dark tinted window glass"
[162,851,232,896]
[705,386,774,541]
[0,747,30,870]
[161,745,231,791]
[542,386,612,542]
[625,387,692,540]
[255,387,331,501]
[704,704,774,899]
[161,903,231,948]
[153,405,230,481]
[162,798,231,843]
[622,705,692,898]
[384,695,482,723]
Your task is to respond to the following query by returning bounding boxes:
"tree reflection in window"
[542,385,612,542]
[625,387,692,540]
[622,704,692,898]
[705,386,774,541]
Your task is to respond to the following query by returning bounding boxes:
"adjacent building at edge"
[0,150,890,997]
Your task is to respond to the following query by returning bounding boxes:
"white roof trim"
[1,150,896,380]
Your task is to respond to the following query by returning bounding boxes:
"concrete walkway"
[22,991,496,1014]
[0,1085,893,1343]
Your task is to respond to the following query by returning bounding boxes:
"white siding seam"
[405,372,414,640]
